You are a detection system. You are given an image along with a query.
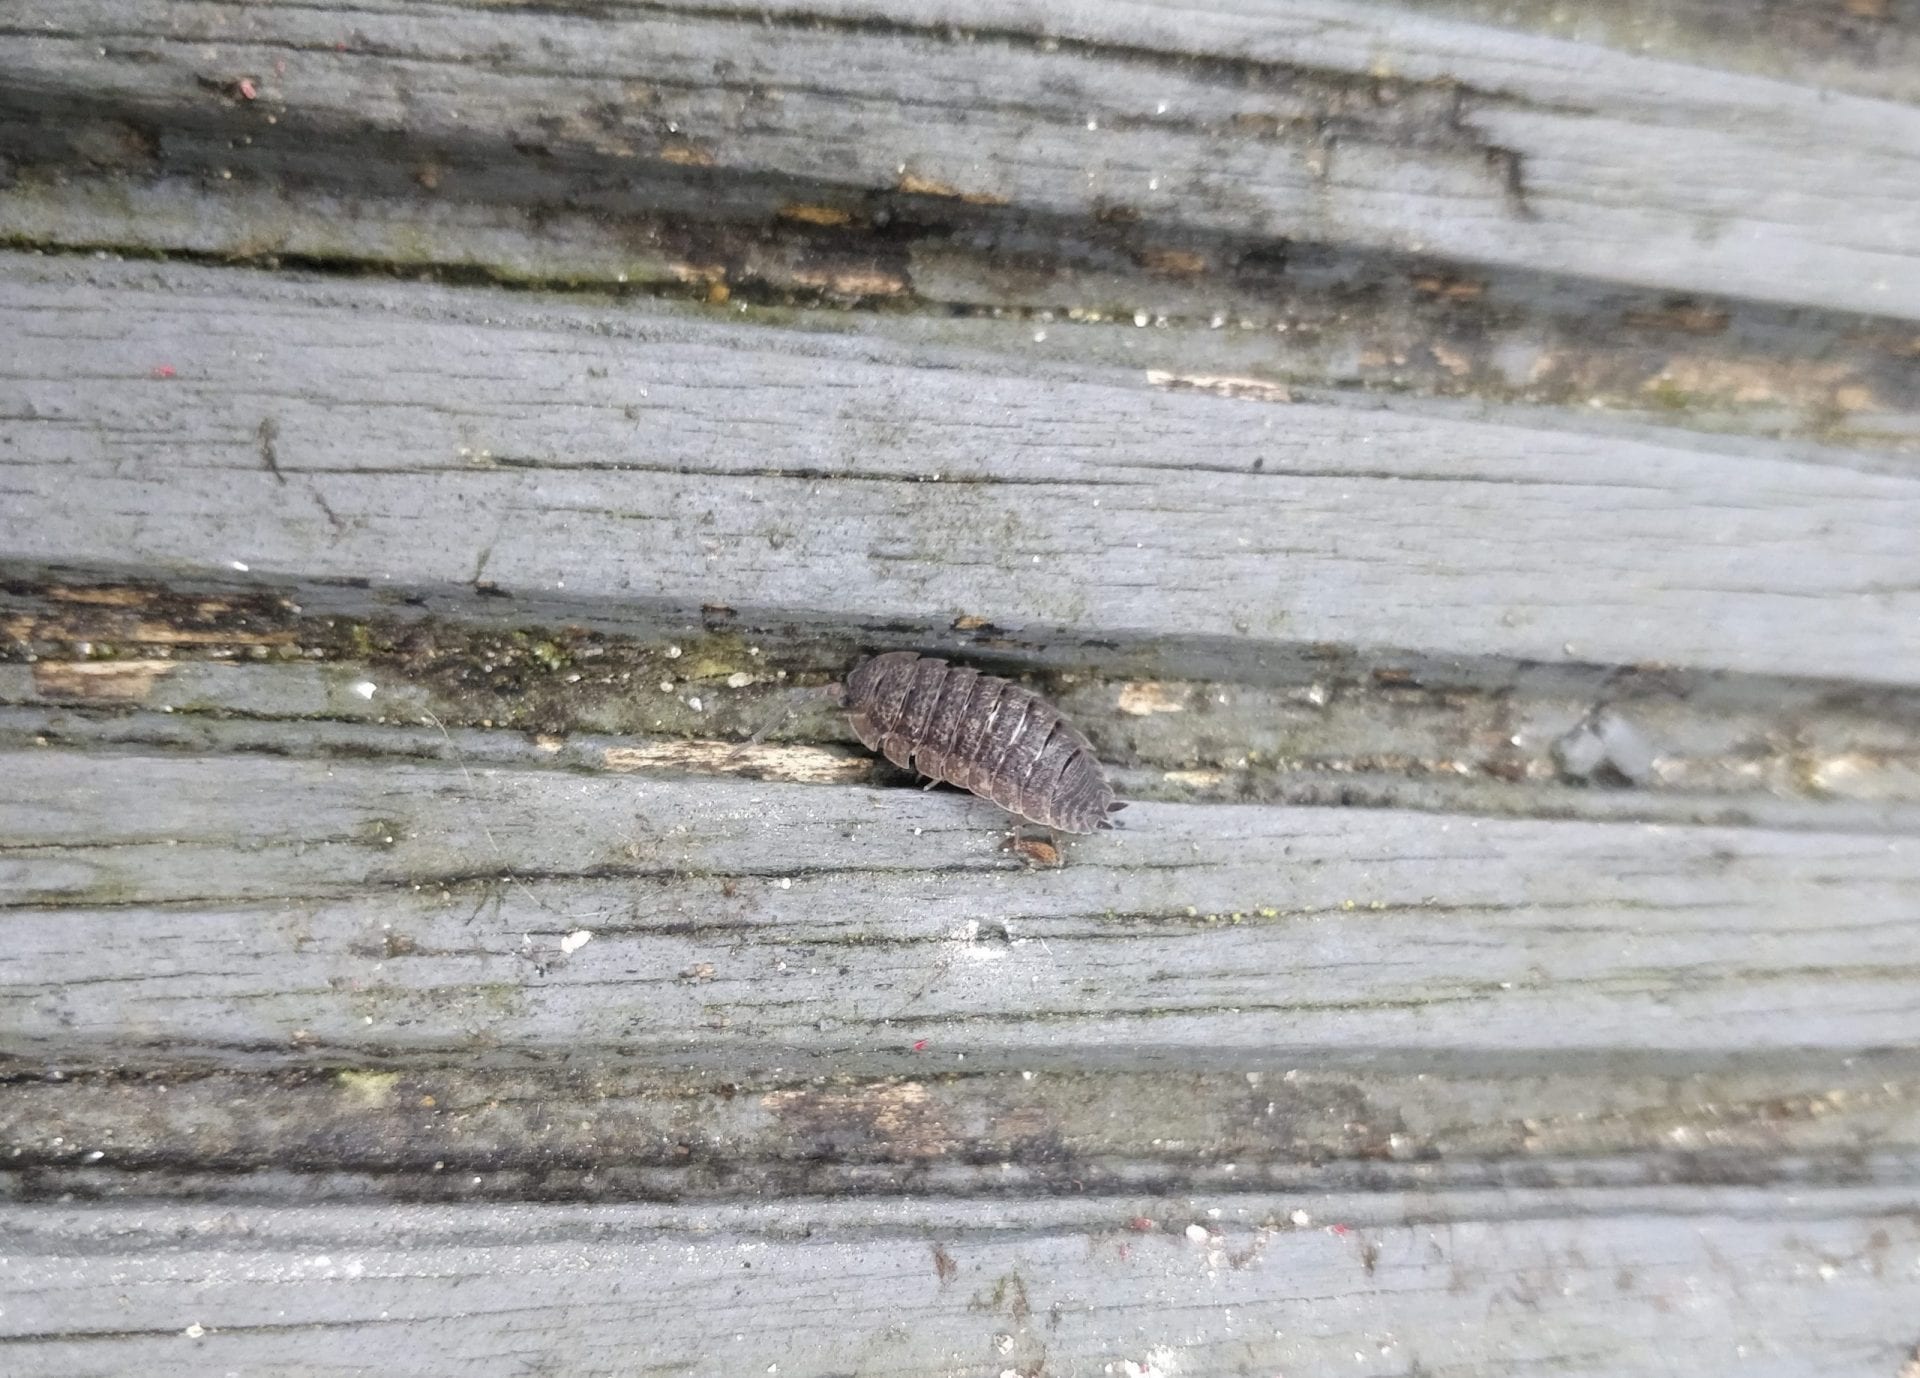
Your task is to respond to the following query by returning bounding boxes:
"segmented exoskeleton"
[838,652,1123,834]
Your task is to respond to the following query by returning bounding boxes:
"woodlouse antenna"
[729,681,843,757]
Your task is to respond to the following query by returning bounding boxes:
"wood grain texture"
[3,1,1919,1369]
[1393,0,1920,104]
[6,0,1920,464]
[9,168,1915,454]
[4,255,1919,684]
[4,0,1919,319]
[4,746,1917,1063]
[7,1053,1919,1203]
[3,1192,1917,1378]
[5,0,1919,459]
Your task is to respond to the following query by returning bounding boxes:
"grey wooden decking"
[2,2,1919,1375]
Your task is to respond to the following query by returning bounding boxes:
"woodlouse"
[836,651,1124,834]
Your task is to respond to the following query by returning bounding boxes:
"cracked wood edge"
[4,256,1919,684]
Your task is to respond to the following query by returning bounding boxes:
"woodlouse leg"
[1002,824,1063,869]
[729,683,839,757]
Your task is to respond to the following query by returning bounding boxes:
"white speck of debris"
[1022,1070,1034,1081]
[1134,310,1150,327]
[1122,1348,1182,1378]
[1184,1223,1210,1243]
[352,680,376,699]
[85,1149,104,1162]
[687,696,704,712]
[1033,329,1047,342]
[659,679,674,692]
[559,929,593,955]
[228,560,249,572]
[1290,1209,1312,1227]
[726,671,753,688]
[1086,118,1098,130]
[778,877,792,889]
[183,1323,205,1339]
[666,645,683,658]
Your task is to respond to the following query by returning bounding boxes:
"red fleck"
[1329,1222,1352,1236]
[911,1039,928,1053]
[1127,1216,1155,1232]
[150,365,176,379]
[236,77,257,100]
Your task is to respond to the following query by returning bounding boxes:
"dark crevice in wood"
[7,567,1920,835]
[4,46,1917,440]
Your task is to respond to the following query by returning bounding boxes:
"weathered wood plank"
[5,255,1919,684]
[4,746,1917,1063]
[3,1193,1916,1377]
[8,693,1920,840]
[7,0,1920,455]
[1398,0,1920,103]
[7,1054,1919,1203]
[9,172,1915,453]
[5,0,1919,321]
[3,1,1917,1360]
[7,571,1920,831]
